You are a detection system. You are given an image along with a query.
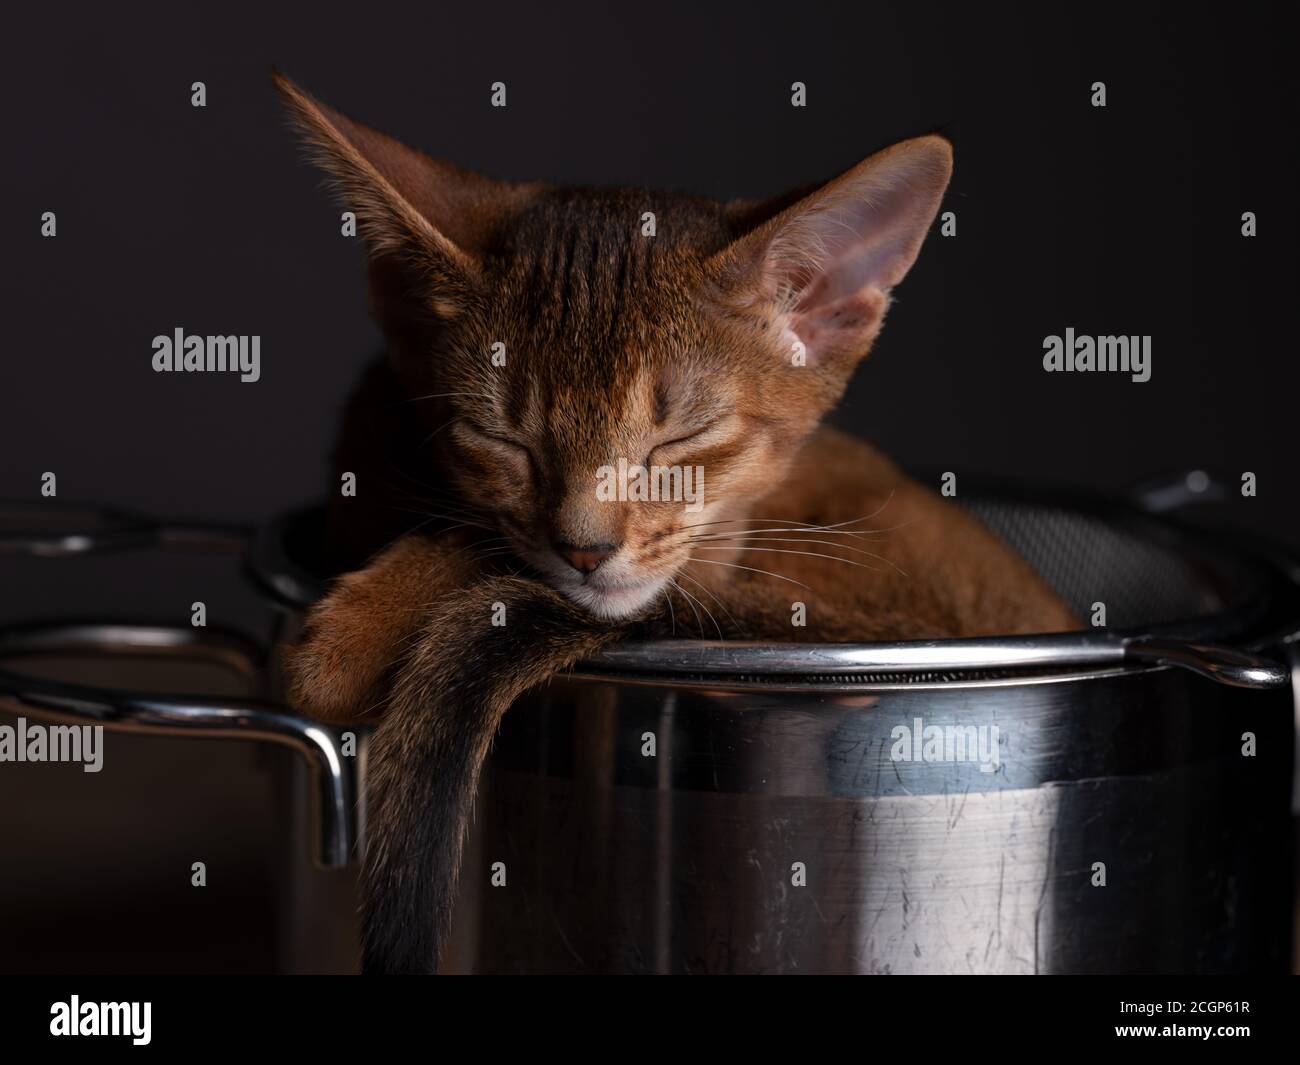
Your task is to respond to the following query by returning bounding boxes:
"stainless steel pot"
[1,473,1296,973]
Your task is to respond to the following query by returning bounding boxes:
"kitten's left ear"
[710,135,952,368]
[273,70,540,309]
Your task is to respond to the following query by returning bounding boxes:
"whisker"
[682,519,914,540]
[690,545,884,571]
[403,391,496,404]
[680,515,848,532]
[384,468,492,507]
[392,510,497,534]
[418,414,464,448]
[469,547,518,564]
[687,535,889,556]
[679,520,889,541]
[690,529,889,543]
[661,587,677,636]
[675,571,745,637]
[387,490,496,525]
[683,557,811,590]
[679,491,900,539]
[667,577,705,635]
[372,516,467,554]
[686,535,907,575]
[669,578,722,640]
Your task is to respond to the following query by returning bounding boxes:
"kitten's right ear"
[273,70,538,301]
[709,135,952,370]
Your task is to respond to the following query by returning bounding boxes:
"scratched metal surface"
[448,670,1293,974]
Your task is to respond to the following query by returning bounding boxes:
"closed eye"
[646,418,727,463]
[464,420,525,449]
[460,422,537,473]
[659,427,711,450]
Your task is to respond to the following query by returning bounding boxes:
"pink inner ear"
[712,136,951,366]
[793,226,916,310]
[774,204,904,362]
[788,287,889,363]
[773,198,938,364]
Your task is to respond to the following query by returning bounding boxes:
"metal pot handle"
[1128,470,1230,514]
[1122,469,1298,688]
[0,500,248,557]
[0,507,354,866]
[0,625,354,869]
[1123,637,1289,689]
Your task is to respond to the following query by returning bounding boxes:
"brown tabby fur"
[271,71,1076,973]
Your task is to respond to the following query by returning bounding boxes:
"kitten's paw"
[281,532,486,723]
[283,569,398,724]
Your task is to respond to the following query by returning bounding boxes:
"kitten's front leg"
[362,573,640,973]
[282,530,487,724]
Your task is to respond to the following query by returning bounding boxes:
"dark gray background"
[3,0,1295,551]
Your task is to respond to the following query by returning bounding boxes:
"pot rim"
[250,489,1300,689]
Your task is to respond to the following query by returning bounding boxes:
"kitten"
[272,71,1076,974]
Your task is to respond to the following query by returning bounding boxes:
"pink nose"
[555,542,617,574]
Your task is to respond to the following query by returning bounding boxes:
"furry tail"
[360,576,630,974]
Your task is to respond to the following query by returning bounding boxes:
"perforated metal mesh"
[964,499,1239,629]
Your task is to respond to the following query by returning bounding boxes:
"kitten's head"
[276,72,951,618]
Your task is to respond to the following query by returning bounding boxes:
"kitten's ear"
[273,70,538,300]
[711,135,952,368]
